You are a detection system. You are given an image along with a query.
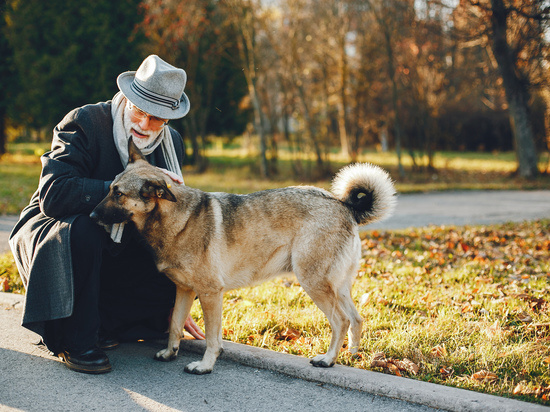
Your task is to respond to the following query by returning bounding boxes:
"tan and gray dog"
[91,140,396,374]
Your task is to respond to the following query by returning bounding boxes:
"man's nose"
[139,116,152,130]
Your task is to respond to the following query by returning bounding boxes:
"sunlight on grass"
[0,157,41,214]
[2,142,550,214]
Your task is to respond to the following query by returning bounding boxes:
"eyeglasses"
[127,102,169,129]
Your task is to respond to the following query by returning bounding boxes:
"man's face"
[124,102,168,149]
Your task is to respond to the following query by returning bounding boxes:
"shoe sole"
[58,353,112,374]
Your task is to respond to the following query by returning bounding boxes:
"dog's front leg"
[184,291,223,375]
[155,286,195,362]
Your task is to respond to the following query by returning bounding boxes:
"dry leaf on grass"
[440,366,454,379]
[471,370,498,382]
[370,352,419,376]
[517,311,533,323]
[513,382,532,395]
[513,382,550,400]
[431,344,448,358]
[275,327,301,341]
[395,358,420,375]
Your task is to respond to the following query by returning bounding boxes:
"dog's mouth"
[90,208,133,226]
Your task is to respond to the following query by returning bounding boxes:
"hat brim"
[117,71,190,120]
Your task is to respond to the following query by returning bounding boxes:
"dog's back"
[196,187,360,289]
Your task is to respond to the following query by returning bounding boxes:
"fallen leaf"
[370,359,388,368]
[513,382,532,395]
[370,353,418,376]
[440,366,454,379]
[472,370,498,382]
[275,327,301,341]
[517,311,533,323]
[0,277,9,292]
[431,344,448,358]
[395,358,419,375]
[359,293,371,306]
[387,362,402,376]
[372,352,386,361]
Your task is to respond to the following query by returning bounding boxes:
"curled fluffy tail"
[331,163,396,225]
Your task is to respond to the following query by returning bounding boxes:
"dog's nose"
[90,210,99,222]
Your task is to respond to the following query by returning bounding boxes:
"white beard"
[123,107,163,151]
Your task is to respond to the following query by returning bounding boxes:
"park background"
[1,0,550,181]
[1,0,550,406]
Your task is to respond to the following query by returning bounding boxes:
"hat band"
[131,80,182,110]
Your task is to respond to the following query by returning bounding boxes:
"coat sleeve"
[39,107,111,218]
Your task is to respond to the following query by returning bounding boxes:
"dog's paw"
[184,361,213,375]
[310,354,335,368]
[154,348,178,362]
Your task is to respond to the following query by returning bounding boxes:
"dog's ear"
[140,180,177,202]
[128,138,147,163]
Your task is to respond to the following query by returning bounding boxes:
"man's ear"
[128,138,147,163]
[140,180,177,202]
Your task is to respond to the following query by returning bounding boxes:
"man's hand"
[159,168,184,184]
[184,315,205,340]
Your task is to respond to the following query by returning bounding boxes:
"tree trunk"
[489,0,538,178]
[0,110,6,156]
[337,35,350,159]
[385,30,406,178]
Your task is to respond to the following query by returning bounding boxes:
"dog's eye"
[114,190,124,198]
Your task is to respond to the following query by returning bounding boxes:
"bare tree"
[139,0,234,171]
[226,0,271,177]
[364,0,415,178]
[460,0,548,178]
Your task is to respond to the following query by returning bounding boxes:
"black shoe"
[58,347,112,374]
[97,336,120,351]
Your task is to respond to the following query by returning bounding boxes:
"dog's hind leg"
[155,286,196,362]
[184,291,224,375]
[339,284,363,356]
[299,277,350,368]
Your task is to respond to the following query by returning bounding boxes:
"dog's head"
[90,139,177,228]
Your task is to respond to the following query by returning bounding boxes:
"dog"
[90,140,396,374]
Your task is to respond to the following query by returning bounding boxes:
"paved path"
[366,189,550,230]
[1,190,549,411]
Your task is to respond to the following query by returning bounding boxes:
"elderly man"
[10,55,204,374]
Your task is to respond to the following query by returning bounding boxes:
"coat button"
[85,195,91,202]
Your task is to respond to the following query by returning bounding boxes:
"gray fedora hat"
[117,55,190,120]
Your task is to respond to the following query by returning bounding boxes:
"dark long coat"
[9,101,184,337]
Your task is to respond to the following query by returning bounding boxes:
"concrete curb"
[179,340,548,412]
[0,291,546,411]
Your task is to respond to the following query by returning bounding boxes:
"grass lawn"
[1,142,549,405]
